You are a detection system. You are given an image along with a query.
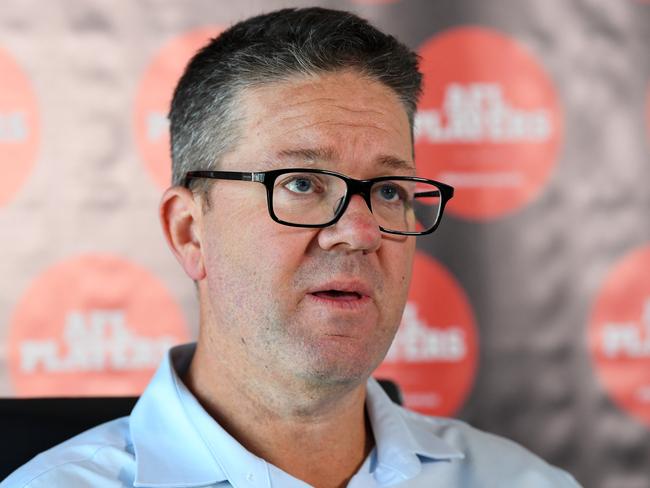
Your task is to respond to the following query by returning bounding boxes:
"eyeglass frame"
[183,168,454,236]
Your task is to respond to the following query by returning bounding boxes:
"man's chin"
[294,348,381,391]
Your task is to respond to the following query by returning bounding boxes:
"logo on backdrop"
[0,46,39,207]
[375,251,478,416]
[589,245,650,427]
[7,255,189,396]
[134,27,220,189]
[415,26,563,220]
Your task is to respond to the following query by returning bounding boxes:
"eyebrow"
[277,147,337,163]
[275,147,415,172]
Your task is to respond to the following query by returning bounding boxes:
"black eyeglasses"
[184,168,454,236]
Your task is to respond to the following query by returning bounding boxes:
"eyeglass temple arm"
[183,171,264,187]
[415,186,454,199]
[414,190,440,198]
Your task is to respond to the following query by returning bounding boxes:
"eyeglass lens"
[271,172,442,233]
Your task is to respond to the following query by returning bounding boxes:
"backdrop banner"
[1,1,649,487]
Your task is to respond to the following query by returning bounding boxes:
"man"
[3,7,580,488]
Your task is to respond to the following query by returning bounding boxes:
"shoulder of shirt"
[393,405,582,487]
[1,416,133,488]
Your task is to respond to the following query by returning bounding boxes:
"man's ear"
[159,186,206,281]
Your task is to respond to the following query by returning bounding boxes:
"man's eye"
[284,176,318,194]
[377,184,402,202]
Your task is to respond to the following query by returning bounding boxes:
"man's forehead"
[275,147,416,172]
[222,71,414,172]
[242,70,406,119]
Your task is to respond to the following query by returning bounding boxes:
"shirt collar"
[131,344,464,487]
[131,343,230,487]
[365,378,464,483]
[132,344,292,488]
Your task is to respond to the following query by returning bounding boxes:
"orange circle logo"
[415,27,563,220]
[134,27,220,189]
[0,46,39,207]
[588,245,650,427]
[375,251,478,416]
[7,255,190,396]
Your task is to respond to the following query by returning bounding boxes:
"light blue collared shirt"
[2,344,580,487]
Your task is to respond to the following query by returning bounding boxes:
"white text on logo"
[601,299,650,358]
[385,302,466,362]
[20,310,175,372]
[415,83,551,143]
[0,112,28,142]
[147,112,169,141]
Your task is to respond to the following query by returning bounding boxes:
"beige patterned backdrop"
[1,1,649,486]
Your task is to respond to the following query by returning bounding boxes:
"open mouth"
[311,290,363,300]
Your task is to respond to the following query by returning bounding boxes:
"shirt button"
[246,472,254,482]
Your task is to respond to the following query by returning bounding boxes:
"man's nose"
[317,194,382,253]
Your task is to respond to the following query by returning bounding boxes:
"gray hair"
[169,7,422,190]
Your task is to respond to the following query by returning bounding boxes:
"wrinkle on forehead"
[280,96,387,118]
[274,147,415,172]
[280,120,391,137]
[255,100,393,125]
[330,104,386,116]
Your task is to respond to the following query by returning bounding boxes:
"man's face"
[197,70,416,388]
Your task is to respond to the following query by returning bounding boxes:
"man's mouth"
[306,279,373,307]
[311,290,363,301]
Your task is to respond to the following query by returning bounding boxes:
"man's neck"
[184,340,375,488]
